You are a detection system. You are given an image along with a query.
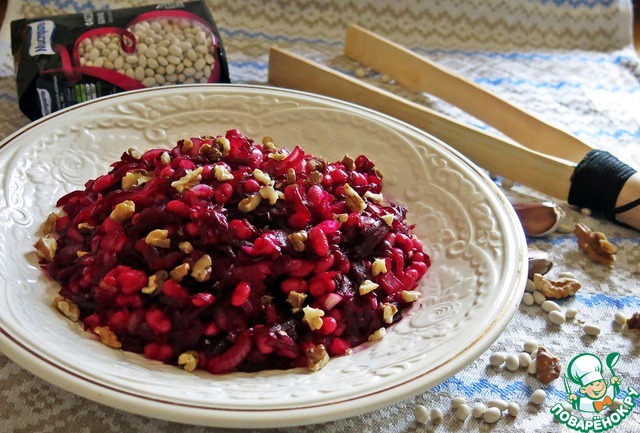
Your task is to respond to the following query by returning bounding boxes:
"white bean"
[134,66,145,81]
[157,46,169,57]
[528,358,538,375]
[518,352,532,368]
[169,45,183,57]
[541,300,561,313]
[194,57,206,71]
[147,58,159,70]
[525,279,535,292]
[93,57,104,68]
[558,271,576,279]
[487,399,507,411]
[89,48,100,61]
[125,55,138,64]
[523,340,538,353]
[430,408,443,423]
[614,312,627,326]
[142,77,156,87]
[533,291,546,305]
[167,55,181,65]
[507,402,520,416]
[548,310,566,325]
[456,404,471,421]
[114,57,124,69]
[505,354,519,371]
[584,324,601,336]
[530,389,546,405]
[489,352,506,366]
[183,67,196,77]
[522,292,534,305]
[565,308,578,319]
[471,403,486,418]
[94,40,106,50]
[157,56,169,66]
[451,396,466,409]
[483,407,502,423]
[187,48,198,62]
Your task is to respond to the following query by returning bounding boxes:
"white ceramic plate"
[0,85,526,428]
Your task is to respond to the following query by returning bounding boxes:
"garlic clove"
[528,248,553,279]
[512,202,565,237]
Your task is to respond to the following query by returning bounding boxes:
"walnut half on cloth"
[573,223,617,266]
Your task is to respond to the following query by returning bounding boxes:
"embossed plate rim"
[0,84,527,428]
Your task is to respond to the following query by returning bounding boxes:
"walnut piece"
[171,167,203,193]
[627,312,640,329]
[533,273,581,299]
[34,237,57,262]
[341,154,356,171]
[177,351,199,372]
[238,194,262,213]
[344,184,366,213]
[142,270,169,295]
[306,171,323,186]
[288,230,308,252]
[381,302,398,324]
[574,223,617,266]
[368,327,386,342]
[286,290,307,313]
[213,164,234,182]
[358,279,379,295]
[121,169,152,191]
[536,346,561,383]
[109,200,135,224]
[371,258,388,276]
[306,344,329,371]
[42,213,59,235]
[191,254,212,282]
[94,326,122,349]
[53,296,80,322]
[178,241,194,254]
[302,305,324,331]
[145,229,171,248]
[170,263,190,282]
[259,185,279,205]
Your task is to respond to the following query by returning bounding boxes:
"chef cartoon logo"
[550,352,639,432]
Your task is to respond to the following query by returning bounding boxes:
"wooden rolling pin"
[268,26,640,230]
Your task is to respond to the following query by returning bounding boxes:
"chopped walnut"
[287,290,307,313]
[371,258,388,276]
[127,147,142,159]
[178,241,194,254]
[359,279,379,295]
[306,344,329,371]
[42,213,59,235]
[334,213,349,223]
[262,136,277,151]
[142,270,168,295]
[191,254,212,282]
[213,164,234,182]
[170,263,190,282]
[52,296,80,322]
[288,230,308,252]
[109,200,135,224]
[253,168,274,186]
[145,229,171,248]
[401,290,421,303]
[77,222,95,233]
[627,312,640,329]
[160,151,171,165]
[574,223,617,266]
[268,150,288,161]
[381,302,398,324]
[76,251,89,257]
[306,158,326,172]
[344,184,366,213]
[536,346,561,383]
[306,171,323,186]
[363,191,383,204]
[180,138,193,152]
[199,142,223,161]
[238,194,262,213]
[121,170,152,191]
[341,154,356,171]
[94,326,122,349]
[259,185,279,205]
[381,214,395,227]
[177,351,199,372]
[171,167,203,193]
[302,305,325,330]
[216,137,231,156]
[368,327,386,342]
[34,237,57,261]
[533,273,581,299]
[284,167,297,185]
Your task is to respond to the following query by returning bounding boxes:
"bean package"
[11,1,230,120]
